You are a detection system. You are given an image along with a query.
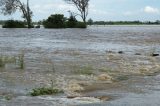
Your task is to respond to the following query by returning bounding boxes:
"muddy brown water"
[0,25,160,106]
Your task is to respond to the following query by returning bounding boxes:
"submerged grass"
[30,87,63,96]
[0,53,25,69]
[99,67,112,73]
[4,95,13,101]
[72,65,94,75]
[17,53,25,69]
[0,57,5,67]
[0,55,16,68]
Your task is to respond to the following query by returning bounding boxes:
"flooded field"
[0,25,160,106]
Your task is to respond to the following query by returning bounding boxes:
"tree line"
[87,19,160,25]
[0,0,89,28]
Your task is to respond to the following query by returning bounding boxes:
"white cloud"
[144,6,159,14]
[31,3,76,14]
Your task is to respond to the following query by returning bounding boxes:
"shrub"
[66,15,77,28]
[76,22,87,28]
[30,87,63,96]
[43,14,87,28]
[2,20,26,28]
[43,14,66,28]
[87,18,93,26]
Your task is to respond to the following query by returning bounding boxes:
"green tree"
[0,0,33,28]
[43,14,66,28]
[2,20,26,28]
[87,18,93,25]
[67,12,77,28]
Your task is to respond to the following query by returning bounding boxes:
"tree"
[87,18,93,25]
[2,20,26,28]
[64,0,89,23]
[67,11,77,28]
[0,0,33,28]
[43,14,66,28]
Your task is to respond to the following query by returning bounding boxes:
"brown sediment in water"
[0,26,160,105]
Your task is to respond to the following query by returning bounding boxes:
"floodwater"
[0,25,160,106]
[0,25,160,54]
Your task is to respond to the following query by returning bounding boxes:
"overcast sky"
[0,0,160,21]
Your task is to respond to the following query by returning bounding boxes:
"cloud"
[144,6,159,14]
[31,2,75,14]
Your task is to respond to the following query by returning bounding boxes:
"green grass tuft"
[17,53,25,69]
[30,87,63,96]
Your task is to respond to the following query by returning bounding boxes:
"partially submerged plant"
[0,56,5,67]
[17,53,25,69]
[30,87,63,96]
[72,65,94,75]
[4,95,13,101]
[30,80,63,96]
[99,67,112,73]
[0,55,16,68]
[0,53,25,69]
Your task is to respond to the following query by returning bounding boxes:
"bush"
[2,20,26,28]
[43,14,87,28]
[76,22,87,28]
[30,87,63,96]
[66,15,77,28]
[43,14,66,28]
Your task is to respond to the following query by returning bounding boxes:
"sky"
[0,0,160,21]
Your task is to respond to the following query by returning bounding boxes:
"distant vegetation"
[2,20,26,28]
[66,15,77,28]
[43,14,86,28]
[0,14,87,29]
[43,14,66,28]
[88,20,160,25]
[1,19,160,29]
